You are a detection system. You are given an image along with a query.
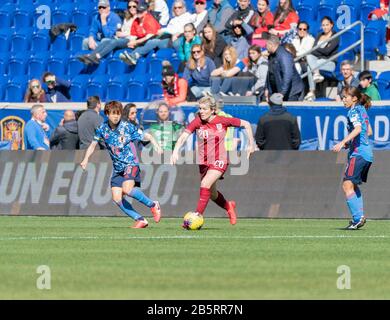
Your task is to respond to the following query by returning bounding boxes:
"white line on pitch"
[0,235,388,241]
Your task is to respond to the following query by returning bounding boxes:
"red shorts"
[199,160,228,180]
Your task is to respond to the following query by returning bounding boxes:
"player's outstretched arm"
[333,125,362,152]
[240,120,256,159]
[143,132,163,154]
[80,141,98,170]
[170,131,190,165]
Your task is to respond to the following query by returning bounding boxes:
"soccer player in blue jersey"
[80,101,163,228]
[333,87,373,230]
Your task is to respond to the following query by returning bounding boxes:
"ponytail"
[360,93,371,110]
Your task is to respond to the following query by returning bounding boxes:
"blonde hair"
[222,46,238,71]
[198,96,218,113]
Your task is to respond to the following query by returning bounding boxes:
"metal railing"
[294,20,365,79]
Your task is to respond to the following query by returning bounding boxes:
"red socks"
[213,191,228,210]
[196,187,211,215]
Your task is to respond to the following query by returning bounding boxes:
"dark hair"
[42,72,54,82]
[248,45,262,68]
[202,23,217,54]
[274,0,295,24]
[250,0,270,29]
[298,21,309,31]
[342,87,372,110]
[359,70,373,81]
[284,43,297,57]
[104,100,123,115]
[321,16,334,26]
[122,103,137,123]
[87,96,101,109]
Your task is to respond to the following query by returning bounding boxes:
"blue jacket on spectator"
[24,119,50,150]
[89,12,122,41]
[45,78,71,102]
[183,57,216,87]
[267,45,304,101]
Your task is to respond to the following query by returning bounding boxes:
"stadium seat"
[0,4,16,28]
[87,59,108,76]
[317,4,337,22]
[378,71,390,81]
[377,79,390,99]
[31,31,51,52]
[69,33,86,52]
[4,83,25,102]
[52,3,74,25]
[364,28,384,60]
[0,33,10,52]
[170,56,181,73]
[0,53,10,76]
[127,81,145,101]
[146,81,163,101]
[149,57,164,76]
[50,34,68,51]
[297,5,316,22]
[47,52,70,76]
[360,3,377,24]
[72,9,90,28]
[86,75,110,100]
[106,81,125,101]
[8,52,30,76]
[70,74,90,102]
[27,52,49,79]
[107,57,130,76]
[10,29,33,52]
[14,3,35,29]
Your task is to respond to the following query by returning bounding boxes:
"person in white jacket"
[120,0,194,65]
[146,0,170,26]
[291,21,315,75]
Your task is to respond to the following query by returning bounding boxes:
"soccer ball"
[183,212,204,230]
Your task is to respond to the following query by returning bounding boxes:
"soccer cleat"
[150,201,161,223]
[226,201,237,225]
[344,216,366,230]
[131,218,149,229]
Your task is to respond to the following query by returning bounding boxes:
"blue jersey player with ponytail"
[333,87,373,230]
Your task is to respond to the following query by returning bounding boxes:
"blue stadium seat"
[86,75,110,100]
[70,74,90,102]
[106,81,125,101]
[10,29,33,52]
[8,52,31,76]
[153,48,176,59]
[69,32,86,52]
[87,59,108,75]
[14,4,35,29]
[317,4,337,22]
[297,5,316,23]
[319,0,342,5]
[0,4,16,28]
[107,57,130,76]
[146,81,163,101]
[364,28,384,60]
[72,9,90,28]
[378,71,390,81]
[360,3,376,24]
[47,51,70,76]
[377,79,390,99]
[31,30,51,52]
[0,33,10,52]
[27,52,49,79]
[127,81,145,101]
[170,55,181,73]
[149,57,164,76]
[50,34,68,51]
[0,53,10,76]
[298,0,319,11]
[68,52,91,77]
[337,4,359,22]
[52,3,74,25]
[127,57,148,80]
[4,83,24,102]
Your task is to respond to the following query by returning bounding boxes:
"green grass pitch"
[0,216,389,299]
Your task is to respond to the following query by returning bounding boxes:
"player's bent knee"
[342,180,354,193]
[112,195,123,204]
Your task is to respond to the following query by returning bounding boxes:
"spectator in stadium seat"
[123,103,139,126]
[208,0,235,34]
[201,23,227,68]
[148,102,184,150]
[191,0,209,33]
[82,0,122,51]
[359,70,381,101]
[174,23,202,71]
[244,45,268,99]
[228,19,252,60]
[335,60,360,102]
[50,110,79,150]
[255,93,301,150]
[224,0,255,39]
[24,104,51,150]
[162,63,189,106]
[291,21,315,75]
[268,0,299,42]
[42,72,71,103]
[145,0,170,26]
[78,0,139,65]
[24,79,46,103]
[78,96,105,150]
[368,0,389,20]
[249,0,274,48]
[303,16,339,102]
[120,0,193,65]
[266,34,304,101]
[183,44,216,98]
[210,46,251,96]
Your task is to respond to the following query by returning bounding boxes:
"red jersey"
[185,115,241,166]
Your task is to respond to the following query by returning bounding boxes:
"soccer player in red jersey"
[170,96,256,225]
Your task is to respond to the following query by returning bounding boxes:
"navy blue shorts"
[344,156,372,185]
[111,165,141,188]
